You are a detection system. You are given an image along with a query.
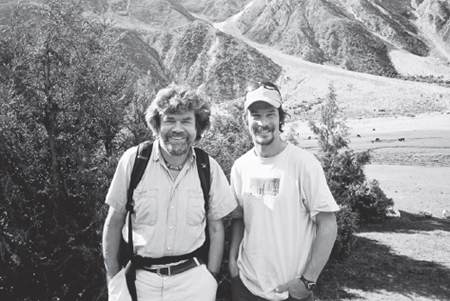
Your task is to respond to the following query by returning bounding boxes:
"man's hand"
[275,278,310,299]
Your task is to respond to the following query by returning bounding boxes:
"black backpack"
[121,141,211,301]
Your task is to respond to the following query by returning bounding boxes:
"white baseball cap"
[244,84,282,110]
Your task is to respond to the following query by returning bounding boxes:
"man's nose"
[258,116,268,126]
[172,121,183,131]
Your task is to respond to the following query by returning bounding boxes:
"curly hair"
[145,83,211,141]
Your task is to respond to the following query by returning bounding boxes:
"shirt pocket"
[186,189,205,227]
[133,188,158,226]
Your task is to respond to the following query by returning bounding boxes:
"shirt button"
[169,226,173,230]
[171,206,175,209]
[167,247,171,251]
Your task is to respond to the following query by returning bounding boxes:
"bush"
[332,206,359,261]
[344,179,393,224]
[198,100,253,179]
[0,1,134,300]
[308,84,393,259]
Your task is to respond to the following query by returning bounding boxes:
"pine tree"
[308,84,393,259]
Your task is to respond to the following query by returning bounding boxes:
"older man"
[103,84,236,301]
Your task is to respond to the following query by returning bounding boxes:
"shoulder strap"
[126,141,153,212]
[194,147,211,263]
[124,141,153,301]
[126,140,153,243]
[194,147,210,211]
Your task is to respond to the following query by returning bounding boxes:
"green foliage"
[308,84,393,259]
[0,1,135,300]
[331,206,359,260]
[198,101,253,179]
[197,102,252,301]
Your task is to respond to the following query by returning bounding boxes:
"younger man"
[229,82,339,301]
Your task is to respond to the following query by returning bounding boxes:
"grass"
[315,211,450,300]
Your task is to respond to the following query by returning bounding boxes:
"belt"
[143,257,204,276]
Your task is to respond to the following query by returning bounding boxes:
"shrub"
[332,206,359,261]
[0,1,134,299]
[343,180,393,224]
[308,84,393,259]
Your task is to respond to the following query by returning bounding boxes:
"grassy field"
[292,113,450,300]
[316,212,450,301]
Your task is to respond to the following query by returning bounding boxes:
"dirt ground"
[290,113,450,300]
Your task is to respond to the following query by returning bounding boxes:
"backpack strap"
[127,141,153,212]
[126,141,153,254]
[194,148,210,209]
[194,147,211,263]
[125,141,153,301]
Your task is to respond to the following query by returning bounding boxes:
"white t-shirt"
[230,143,339,300]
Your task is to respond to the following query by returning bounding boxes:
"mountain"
[143,20,281,102]
[1,0,450,118]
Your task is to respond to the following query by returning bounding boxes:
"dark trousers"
[231,275,314,301]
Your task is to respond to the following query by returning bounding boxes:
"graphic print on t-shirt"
[248,178,280,197]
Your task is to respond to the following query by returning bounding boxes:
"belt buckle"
[156,266,171,276]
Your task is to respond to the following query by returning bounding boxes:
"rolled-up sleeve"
[105,147,137,214]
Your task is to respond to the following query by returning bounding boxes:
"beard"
[252,126,275,146]
[160,133,193,156]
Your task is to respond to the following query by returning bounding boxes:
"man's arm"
[207,218,225,277]
[228,217,245,278]
[276,212,337,297]
[102,206,126,282]
[302,211,337,280]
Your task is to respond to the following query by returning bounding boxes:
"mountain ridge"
[1,0,449,118]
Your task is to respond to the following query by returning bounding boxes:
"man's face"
[247,101,280,146]
[159,110,197,156]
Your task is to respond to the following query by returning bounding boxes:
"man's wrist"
[296,275,317,291]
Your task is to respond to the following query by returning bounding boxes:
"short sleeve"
[207,157,238,220]
[301,157,340,218]
[230,164,244,218]
[105,147,137,214]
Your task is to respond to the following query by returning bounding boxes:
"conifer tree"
[308,85,393,259]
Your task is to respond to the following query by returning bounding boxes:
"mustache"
[168,132,187,138]
[256,125,274,132]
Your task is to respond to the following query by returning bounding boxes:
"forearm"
[207,219,225,275]
[229,218,244,262]
[102,208,126,281]
[302,212,337,281]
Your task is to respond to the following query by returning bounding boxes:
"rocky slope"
[144,20,281,102]
[1,0,450,117]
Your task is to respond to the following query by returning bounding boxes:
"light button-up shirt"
[106,140,236,258]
